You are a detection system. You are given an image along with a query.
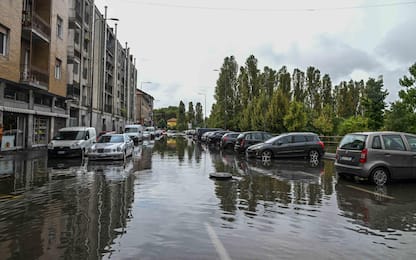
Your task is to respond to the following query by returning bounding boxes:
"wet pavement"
[0,137,416,259]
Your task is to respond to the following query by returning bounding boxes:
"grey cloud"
[259,35,382,80]
[376,19,416,64]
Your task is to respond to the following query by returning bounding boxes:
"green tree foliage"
[187,102,195,128]
[246,55,260,101]
[177,101,187,131]
[361,77,388,130]
[278,66,291,98]
[338,116,369,135]
[195,102,204,127]
[284,101,307,131]
[305,66,321,112]
[265,89,289,133]
[213,56,239,129]
[292,68,306,102]
[153,106,178,127]
[312,104,334,135]
[385,63,416,132]
[157,118,167,129]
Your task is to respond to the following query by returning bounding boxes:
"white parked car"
[48,127,96,157]
[88,134,133,160]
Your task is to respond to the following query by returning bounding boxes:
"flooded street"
[1,137,416,259]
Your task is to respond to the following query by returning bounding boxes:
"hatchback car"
[234,131,273,153]
[220,132,240,150]
[246,132,325,162]
[88,133,134,160]
[335,131,416,185]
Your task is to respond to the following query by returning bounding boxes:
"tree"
[292,68,306,102]
[312,104,334,135]
[338,116,369,135]
[361,77,388,130]
[265,89,289,133]
[177,101,187,131]
[384,62,416,132]
[195,102,204,127]
[284,101,307,131]
[187,102,195,128]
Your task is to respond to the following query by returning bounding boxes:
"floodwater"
[0,137,416,259]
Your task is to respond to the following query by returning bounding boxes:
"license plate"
[57,151,66,155]
[340,156,352,161]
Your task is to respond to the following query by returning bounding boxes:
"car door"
[272,136,292,157]
[404,134,416,178]
[291,134,307,157]
[381,134,413,179]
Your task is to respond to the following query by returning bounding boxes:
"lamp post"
[139,81,152,125]
[198,92,206,127]
[89,9,118,127]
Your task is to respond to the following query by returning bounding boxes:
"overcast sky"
[94,0,416,114]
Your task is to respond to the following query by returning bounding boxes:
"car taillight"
[318,141,325,150]
[223,137,228,142]
[241,139,245,147]
[359,148,368,163]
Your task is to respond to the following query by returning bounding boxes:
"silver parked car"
[88,133,134,160]
[335,131,416,185]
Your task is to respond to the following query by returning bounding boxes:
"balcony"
[20,65,49,89]
[81,96,89,107]
[22,12,51,42]
[67,83,81,101]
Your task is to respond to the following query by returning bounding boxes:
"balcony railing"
[22,12,51,41]
[20,65,49,88]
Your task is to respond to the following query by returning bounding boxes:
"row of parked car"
[194,128,325,163]
[194,128,416,186]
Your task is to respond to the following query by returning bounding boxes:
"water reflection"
[1,141,416,259]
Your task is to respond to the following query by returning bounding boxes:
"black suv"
[245,132,325,162]
[220,132,240,150]
[234,131,273,153]
[194,128,222,142]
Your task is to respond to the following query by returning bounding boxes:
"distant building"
[167,118,177,128]
[135,89,154,126]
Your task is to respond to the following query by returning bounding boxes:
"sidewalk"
[0,147,47,160]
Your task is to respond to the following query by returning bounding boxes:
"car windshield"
[98,135,124,143]
[125,127,138,133]
[53,131,86,140]
[339,134,367,150]
[265,135,281,144]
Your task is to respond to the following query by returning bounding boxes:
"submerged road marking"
[346,185,395,200]
[205,222,232,260]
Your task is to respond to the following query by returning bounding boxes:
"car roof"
[59,127,93,131]
[347,131,414,135]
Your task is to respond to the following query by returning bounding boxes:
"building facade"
[0,0,138,151]
[135,89,154,126]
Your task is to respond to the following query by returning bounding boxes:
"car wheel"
[371,167,389,186]
[309,149,320,164]
[261,150,272,161]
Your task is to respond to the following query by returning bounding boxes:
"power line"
[123,0,416,12]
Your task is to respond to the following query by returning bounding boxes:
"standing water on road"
[0,137,416,259]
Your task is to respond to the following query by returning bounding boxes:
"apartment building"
[0,1,138,151]
[136,89,154,126]
[0,0,68,151]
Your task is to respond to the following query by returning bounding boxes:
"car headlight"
[71,142,81,149]
[117,147,122,152]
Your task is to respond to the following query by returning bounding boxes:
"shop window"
[33,117,49,145]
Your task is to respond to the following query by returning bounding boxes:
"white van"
[124,124,143,144]
[48,127,96,157]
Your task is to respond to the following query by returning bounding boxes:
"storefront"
[1,112,26,151]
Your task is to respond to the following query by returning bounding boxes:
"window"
[382,135,405,151]
[55,58,62,79]
[0,24,9,56]
[405,135,416,152]
[57,16,63,38]
[294,135,306,143]
[372,136,382,149]
[73,61,79,75]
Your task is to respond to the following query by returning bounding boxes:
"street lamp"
[89,8,118,127]
[198,92,206,127]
